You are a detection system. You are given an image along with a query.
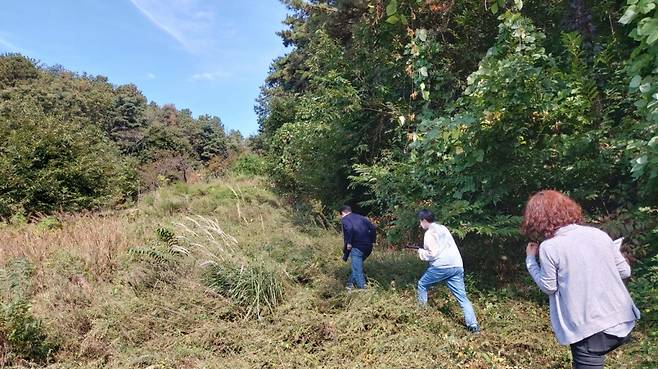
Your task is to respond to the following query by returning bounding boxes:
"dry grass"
[0,176,655,369]
[0,214,138,279]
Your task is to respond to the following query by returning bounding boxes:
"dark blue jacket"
[341,213,376,260]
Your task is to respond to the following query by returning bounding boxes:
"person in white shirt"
[415,209,480,333]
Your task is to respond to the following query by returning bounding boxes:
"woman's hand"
[526,242,539,257]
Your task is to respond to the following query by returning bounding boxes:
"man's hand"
[346,243,352,251]
[526,242,539,257]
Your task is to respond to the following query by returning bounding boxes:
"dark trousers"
[570,331,631,369]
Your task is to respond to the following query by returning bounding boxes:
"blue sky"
[0,0,290,135]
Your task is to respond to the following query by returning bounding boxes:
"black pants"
[570,331,631,369]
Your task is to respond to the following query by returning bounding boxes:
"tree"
[108,84,147,153]
[0,100,137,217]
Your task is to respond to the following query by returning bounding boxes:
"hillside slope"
[0,177,655,368]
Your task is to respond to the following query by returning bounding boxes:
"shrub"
[630,254,658,329]
[206,153,237,177]
[229,153,267,176]
[137,150,195,191]
[0,101,137,218]
[36,215,63,231]
[0,299,56,365]
[0,258,56,365]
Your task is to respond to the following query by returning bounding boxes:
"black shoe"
[468,325,481,334]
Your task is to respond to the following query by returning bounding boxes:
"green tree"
[108,84,147,153]
[620,0,658,204]
[0,100,137,217]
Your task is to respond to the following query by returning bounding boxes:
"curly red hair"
[521,190,584,240]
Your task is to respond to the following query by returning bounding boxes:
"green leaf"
[620,5,638,24]
[630,75,642,89]
[400,15,408,25]
[637,0,656,14]
[637,17,658,36]
[419,66,428,77]
[422,90,430,101]
[474,149,485,162]
[648,136,658,147]
[648,29,658,45]
[417,28,428,42]
[386,15,399,24]
[491,2,499,14]
[386,0,398,16]
[513,0,523,11]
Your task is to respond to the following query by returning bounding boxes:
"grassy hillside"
[0,176,655,368]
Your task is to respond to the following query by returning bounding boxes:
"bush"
[36,216,63,231]
[0,101,137,218]
[355,12,634,242]
[0,299,56,365]
[630,254,658,329]
[137,150,196,191]
[0,258,56,365]
[626,211,658,330]
[229,153,267,176]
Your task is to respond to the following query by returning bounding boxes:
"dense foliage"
[258,0,657,244]
[0,54,239,218]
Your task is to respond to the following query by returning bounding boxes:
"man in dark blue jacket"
[340,205,376,289]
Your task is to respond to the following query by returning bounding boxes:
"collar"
[554,224,579,236]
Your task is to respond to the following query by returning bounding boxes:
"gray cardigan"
[526,224,640,345]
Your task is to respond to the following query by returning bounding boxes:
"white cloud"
[129,0,218,54]
[189,71,231,81]
[146,72,156,80]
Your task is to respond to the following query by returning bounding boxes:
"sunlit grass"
[0,176,654,368]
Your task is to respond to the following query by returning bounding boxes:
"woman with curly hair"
[522,190,640,369]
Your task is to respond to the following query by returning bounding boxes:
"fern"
[0,259,56,365]
[156,227,175,245]
[127,246,176,265]
[156,226,189,256]
[0,258,33,300]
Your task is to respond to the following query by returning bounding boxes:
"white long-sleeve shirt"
[418,223,463,268]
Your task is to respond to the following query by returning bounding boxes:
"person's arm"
[526,242,558,295]
[342,220,352,261]
[342,220,353,249]
[368,220,376,244]
[613,242,631,279]
[418,229,446,261]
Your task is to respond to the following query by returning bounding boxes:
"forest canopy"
[257,0,658,241]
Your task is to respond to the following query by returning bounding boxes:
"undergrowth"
[0,176,654,368]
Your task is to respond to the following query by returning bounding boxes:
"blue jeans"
[348,248,368,289]
[417,266,478,328]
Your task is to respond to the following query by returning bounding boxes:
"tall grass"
[0,214,135,277]
[176,215,286,319]
[0,177,653,368]
[205,259,285,320]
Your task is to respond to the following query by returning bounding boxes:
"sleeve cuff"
[525,255,537,267]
